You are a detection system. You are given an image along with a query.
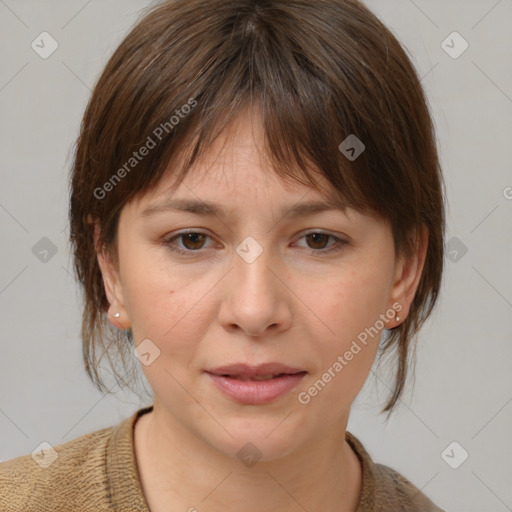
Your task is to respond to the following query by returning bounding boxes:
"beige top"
[0,405,444,511]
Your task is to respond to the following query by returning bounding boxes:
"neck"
[134,404,362,512]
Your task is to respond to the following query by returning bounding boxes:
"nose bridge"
[219,233,290,336]
[233,233,276,301]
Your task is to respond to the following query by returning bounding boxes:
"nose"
[217,243,292,337]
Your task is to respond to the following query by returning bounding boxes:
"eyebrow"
[141,197,349,220]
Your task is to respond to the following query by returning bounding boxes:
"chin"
[198,414,308,463]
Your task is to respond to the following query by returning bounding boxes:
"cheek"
[304,257,394,394]
[120,244,175,322]
[121,252,216,364]
[322,264,392,341]
[123,267,206,398]
[298,282,385,418]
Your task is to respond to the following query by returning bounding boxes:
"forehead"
[134,168,348,227]
[131,108,345,215]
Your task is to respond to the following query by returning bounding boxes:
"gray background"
[1,1,511,510]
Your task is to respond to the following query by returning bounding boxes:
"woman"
[1,0,445,510]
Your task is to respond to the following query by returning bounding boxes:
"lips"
[206,363,306,379]
[205,363,307,405]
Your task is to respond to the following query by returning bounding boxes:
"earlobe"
[107,305,130,330]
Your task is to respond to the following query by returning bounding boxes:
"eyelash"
[160,229,349,256]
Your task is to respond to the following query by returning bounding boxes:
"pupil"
[308,233,327,248]
[181,233,329,251]
[185,233,204,249]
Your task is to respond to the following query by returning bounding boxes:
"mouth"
[205,363,307,405]
[218,373,303,381]
[206,362,306,379]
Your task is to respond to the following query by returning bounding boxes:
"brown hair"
[69,0,445,417]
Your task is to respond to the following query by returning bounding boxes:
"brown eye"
[295,231,349,255]
[180,232,207,250]
[162,230,348,257]
[162,231,213,255]
[305,233,330,250]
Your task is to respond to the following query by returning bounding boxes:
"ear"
[388,225,428,326]
[89,215,131,330]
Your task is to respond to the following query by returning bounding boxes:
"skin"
[95,107,427,512]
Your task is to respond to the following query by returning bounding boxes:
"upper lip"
[206,363,306,378]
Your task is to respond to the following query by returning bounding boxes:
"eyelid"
[161,229,350,255]
[162,229,217,250]
[293,230,349,253]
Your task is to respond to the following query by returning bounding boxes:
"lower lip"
[206,372,307,405]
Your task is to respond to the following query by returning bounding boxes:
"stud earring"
[114,312,120,318]
[395,315,401,322]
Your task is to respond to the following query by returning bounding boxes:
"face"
[97,109,424,462]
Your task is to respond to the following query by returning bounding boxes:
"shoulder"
[373,462,446,512]
[0,424,115,512]
[345,431,445,512]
